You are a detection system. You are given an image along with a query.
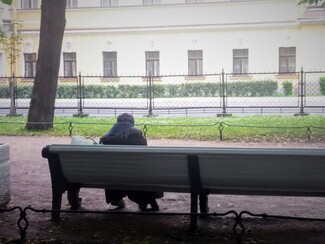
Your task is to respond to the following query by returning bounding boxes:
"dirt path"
[0,136,325,243]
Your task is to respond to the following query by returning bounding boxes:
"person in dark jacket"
[100,113,163,210]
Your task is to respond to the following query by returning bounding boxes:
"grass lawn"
[0,115,324,142]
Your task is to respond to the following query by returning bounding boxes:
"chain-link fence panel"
[55,76,79,112]
[0,77,10,111]
[225,72,300,108]
[0,77,33,115]
[152,74,222,110]
[0,71,324,116]
[81,76,149,110]
[15,77,33,108]
[305,72,325,107]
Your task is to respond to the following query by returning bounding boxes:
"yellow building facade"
[0,0,324,81]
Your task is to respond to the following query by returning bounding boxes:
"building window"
[279,47,296,73]
[233,49,248,74]
[0,53,3,77]
[143,0,161,5]
[24,53,37,78]
[63,53,77,77]
[146,51,159,76]
[66,0,78,8]
[101,0,119,6]
[103,52,117,76]
[2,20,12,34]
[188,50,203,76]
[21,0,38,9]
[307,0,324,6]
[186,0,205,3]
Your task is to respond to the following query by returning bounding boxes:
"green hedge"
[0,84,10,98]
[226,80,277,97]
[282,81,293,96]
[0,80,278,99]
[319,76,325,95]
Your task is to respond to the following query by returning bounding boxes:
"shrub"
[0,80,278,99]
[227,80,277,97]
[0,84,10,98]
[16,85,32,98]
[282,81,293,96]
[319,76,325,95]
[57,85,78,98]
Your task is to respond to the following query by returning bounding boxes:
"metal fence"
[2,205,325,243]
[0,69,324,116]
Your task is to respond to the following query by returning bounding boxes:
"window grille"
[21,0,38,9]
[63,52,77,77]
[146,51,160,76]
[233,49,249,74]
[143,0,161,5]
[188,50,203,76]
[103,51,117,76]
[24,53,37,78]
[279,47,296,73]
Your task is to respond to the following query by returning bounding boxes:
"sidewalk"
[0,136,325,243]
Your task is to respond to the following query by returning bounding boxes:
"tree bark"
[26,0,66,130]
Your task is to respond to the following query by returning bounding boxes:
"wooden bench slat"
[42,144,325,228]
[48,144,325,156]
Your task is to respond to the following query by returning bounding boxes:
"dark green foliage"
[227,80,277,97]
[84,85,105,98]
[0,80,279,99]
[298,0,325,7]
[319,77,325,95]
[16,85,33,98]
[152,84,165,97]
[282,81,293,96]
[57,85,78,98]
[1,0,13,5]
[0,83,10,98]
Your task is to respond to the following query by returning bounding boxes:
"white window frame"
[66,0,78,8]
[21,0,38,9]
[186,0,205,3]
[0,53,4,77]
[279,47,296,73]
[103,51,117,77]
[101,0,119,6]
[233,49,249,74]
[24,53,37,78]
[63,52,77,77]
[2,20,12,34]
[145,51,160,76]
[143,0,161,5]
[188,50,203,76]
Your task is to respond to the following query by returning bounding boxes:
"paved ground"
[0,136,325,243]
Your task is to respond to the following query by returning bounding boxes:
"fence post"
[7,74,17,117]
[147,73,154,117]
[295,67,308,116]
[74,72,88,117]
[217,69,231,117]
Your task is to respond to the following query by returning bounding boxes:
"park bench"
[42,144,325,231]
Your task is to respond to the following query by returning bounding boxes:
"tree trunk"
[26,0,66,130]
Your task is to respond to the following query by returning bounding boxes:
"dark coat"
[100,122,147,146]
[100,122,163,205]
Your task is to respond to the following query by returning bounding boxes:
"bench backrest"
[46,144,325,196]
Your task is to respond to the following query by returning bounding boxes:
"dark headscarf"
[100,113,146,145]
[117,113,134,125]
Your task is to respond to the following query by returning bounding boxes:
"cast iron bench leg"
[190,193,198,233]
[52,189,63,222]
[68,185,82,209]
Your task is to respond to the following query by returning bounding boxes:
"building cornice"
[20,20,301,36]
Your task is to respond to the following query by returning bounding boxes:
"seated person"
[100,113,163,211]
